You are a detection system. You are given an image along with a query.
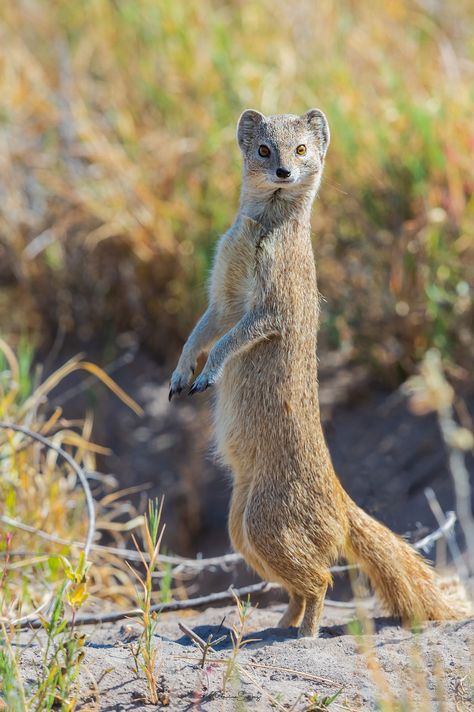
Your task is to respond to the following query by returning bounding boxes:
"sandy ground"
[18,601,473,711]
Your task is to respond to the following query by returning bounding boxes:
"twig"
[412,509,457,553]
[425,490,468,580]
[49,345,138,409]
[0,513,454,570]
[173,654,340,686]
[0,421,96,626]
[323,597,374,609]
[24,582,279,628]
[15,585,411,629]
[0,516,240,574]
[177,621,224,654]
[438,408,474,582]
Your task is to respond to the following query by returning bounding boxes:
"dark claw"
[189,374,214,395]
[169,385,183,401]
[189,380,209,395]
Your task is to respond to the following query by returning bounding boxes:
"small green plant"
[29,553,90,711]
[222,590,259,695]
[0,623,28,712]
[0,553,90,712]
[128,498,166,705]
[305,688,343,710]
[0,531,27,711]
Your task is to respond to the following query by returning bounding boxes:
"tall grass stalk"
[128,498,166,705]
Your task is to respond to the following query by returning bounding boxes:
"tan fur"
[170,109,469,636]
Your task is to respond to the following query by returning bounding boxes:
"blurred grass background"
[0,0,473,378]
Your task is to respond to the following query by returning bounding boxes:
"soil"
[18,603,473,710]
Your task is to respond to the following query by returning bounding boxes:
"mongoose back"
[169,108,467,636]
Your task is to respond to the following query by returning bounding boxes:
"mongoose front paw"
[169,362,196,401]
[188,370,217,395]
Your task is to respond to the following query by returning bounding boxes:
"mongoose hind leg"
[278,592,305,628]
[228,481,252,554]
[229,482,272,580]
[298,584,328,638]
[298,586,327,638]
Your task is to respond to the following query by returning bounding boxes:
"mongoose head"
[237,109,329,194]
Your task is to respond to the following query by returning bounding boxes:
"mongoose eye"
[258,145,271,157]
[296,144,307,155]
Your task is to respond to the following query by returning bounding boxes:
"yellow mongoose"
[169,108,466,636]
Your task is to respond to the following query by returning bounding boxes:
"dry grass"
[0,341,174,708]
[0,0,472,374]
[0,340,152,620]
[127,497,166,705]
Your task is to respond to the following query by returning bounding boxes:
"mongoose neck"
[239,180,316,231]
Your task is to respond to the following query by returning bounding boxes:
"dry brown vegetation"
[0,343,153,620]
[0,0,473,374]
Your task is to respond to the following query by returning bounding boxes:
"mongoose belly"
[214,335,317,476]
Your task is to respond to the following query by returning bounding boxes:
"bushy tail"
[345,498,470,622]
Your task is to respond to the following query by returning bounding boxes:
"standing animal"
[169,108,467,636]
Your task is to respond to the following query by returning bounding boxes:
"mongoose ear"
[303,109,330,158]
[237,109,265,151]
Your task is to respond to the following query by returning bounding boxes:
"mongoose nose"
[276,168,291,179]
